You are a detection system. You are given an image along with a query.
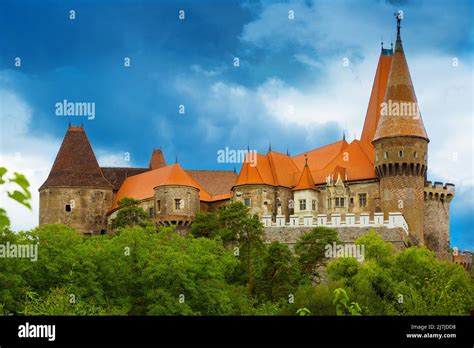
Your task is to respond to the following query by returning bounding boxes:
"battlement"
[424,181,455,202]
[452,250,472,272]
[262,212,409,235]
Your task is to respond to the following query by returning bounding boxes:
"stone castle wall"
[263,226,408,251]
[423,182,454,260]
[39,187,113,235]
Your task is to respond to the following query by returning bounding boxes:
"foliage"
[333,288,362,316]
[0,167,32,229]
[0,170,473,316]
[327,232,474,315]
[254,241,304,302]
[294,226,340,280]
[296,307,311,316]
[111,197,154,230]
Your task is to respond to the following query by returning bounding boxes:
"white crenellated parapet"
[374,212,384,226]
[345,213,355,226]
[303,215,313,226]
[388,212,409,235]
[276,214,286,226]
[289,215,299,226]
[263,212,410,234]
[317,214,327,226]
[359,213,370,226]
[262,215,272,227]
[331,213,341,226]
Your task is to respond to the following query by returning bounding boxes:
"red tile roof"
[360,52,393,144]
[187,170,237,196]
[40,126,113,190]
[101,167,149,191]
[373,38,428,141]
[111,164,235,210]
[294,161,315,191]
[149,149,166,169]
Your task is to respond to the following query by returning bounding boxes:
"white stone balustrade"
[345,213,355,226]
[276,215,285,226]
[374,212,384,226]
[262,212,409,235]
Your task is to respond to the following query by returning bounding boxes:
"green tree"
[21,287,125,315]
[111,197,153,230]
[0,167,32,229]
[333,288,362,316]
[295,226,340,280]
[328,232,474,315]
[254,242,303,302]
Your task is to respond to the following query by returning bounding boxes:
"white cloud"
[0,89,138,231]
[0,89,59,231]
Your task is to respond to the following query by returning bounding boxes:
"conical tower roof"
[360,48,393,144]
[149,148,166,169]
[373,16,428,142]
[40,126,113,189]
[293,156,315,191]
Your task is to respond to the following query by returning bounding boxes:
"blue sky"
[0,0,473,250]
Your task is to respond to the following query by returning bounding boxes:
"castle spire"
[373,13,428,142]
[360,39,393,144]
[394,11,403,52]
[149,148,166,170]
[268,142,272,152]
[294,154,315,191]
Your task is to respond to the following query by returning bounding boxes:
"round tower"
[39,126,114,235]
[153,164,200,226]
[372,14,429,245]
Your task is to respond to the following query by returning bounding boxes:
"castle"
[39,17,456,259]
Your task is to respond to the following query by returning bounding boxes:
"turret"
[153,164,200,226]
[39,125,114,235]
[293,155,318,217]
[372,14,429,244]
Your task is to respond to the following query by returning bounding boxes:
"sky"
[0,0,472,250]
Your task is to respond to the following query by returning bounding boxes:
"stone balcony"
[262,212,409,235]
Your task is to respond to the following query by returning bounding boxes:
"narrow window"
[358,193,367,207]
[156,200,161,212]
[174,199,182,210]
[65,204,71,212]
[399,150,404,158]
[384,152,388,159]
[244,198,251,207]
[312,200,316,211]
[148,207,155,218]
[413,151,418,159]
